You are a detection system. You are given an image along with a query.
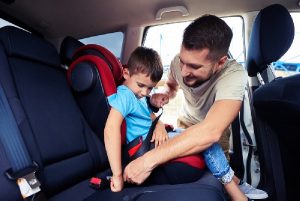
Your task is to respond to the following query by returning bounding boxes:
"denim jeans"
[168,128,234,184]
[203,143,234,184]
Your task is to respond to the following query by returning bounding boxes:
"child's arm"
[104,108,124,192]
[150,113,169,147]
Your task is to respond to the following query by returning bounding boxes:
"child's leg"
[203,143,247,201]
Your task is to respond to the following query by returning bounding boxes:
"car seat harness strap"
[124,109,163,162]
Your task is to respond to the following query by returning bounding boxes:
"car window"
[79,32,124,60]
[0,18,28,31]
[222,17,245,63]
[272,12,300,77]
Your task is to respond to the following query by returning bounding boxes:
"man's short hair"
[127,47,163,83]
[183,15,233,61]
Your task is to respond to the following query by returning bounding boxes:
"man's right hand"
[150,93,169,108]
[123,153,154,185]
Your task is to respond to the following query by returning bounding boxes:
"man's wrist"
[162,87,175,100]
[143,151,159,171]
[160,89,169,97]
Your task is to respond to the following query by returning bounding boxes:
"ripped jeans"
[203,143,234,184]
[168,128,234,184]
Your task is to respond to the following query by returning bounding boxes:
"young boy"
[104,47,247,201]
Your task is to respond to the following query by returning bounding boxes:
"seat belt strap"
[0,83,42,199]
[125,110,163,161]
[0,84,31,171]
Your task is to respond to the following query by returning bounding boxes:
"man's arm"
[163,72,179,100]
[150,70,179,107]
[123,99,242,184]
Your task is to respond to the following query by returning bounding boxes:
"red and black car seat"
[66,44,205,170]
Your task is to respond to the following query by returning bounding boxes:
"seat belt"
[239,98,254,184]
[124,109,163,162]
[230,113,245,179]
[0,83,44,200]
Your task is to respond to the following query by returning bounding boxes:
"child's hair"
[127,47,163,83]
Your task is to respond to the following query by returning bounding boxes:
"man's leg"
[219,128,268,200]
[203,143,247,201]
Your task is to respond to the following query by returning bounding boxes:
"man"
[123,14,268,200]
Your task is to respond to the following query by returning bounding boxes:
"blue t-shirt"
[107,85,152,143]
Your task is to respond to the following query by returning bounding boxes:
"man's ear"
[216,56,227,71]
[123,68,130,80]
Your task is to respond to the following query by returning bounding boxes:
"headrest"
[0,26,60,67]
[246,4,294,76]
[60,36,84,66]
[68,61,98,92]
[68,55,117,96]
[73,44,123,85]
[67,45,126,144]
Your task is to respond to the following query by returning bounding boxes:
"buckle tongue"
[5,162,41,198]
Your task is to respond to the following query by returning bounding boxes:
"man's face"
[179,46,219,88]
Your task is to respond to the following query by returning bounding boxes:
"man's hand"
[150,93,169,108]
[151,122,168,147]
[123,154,154,185]
[110,174,124,192]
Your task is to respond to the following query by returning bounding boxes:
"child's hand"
[110,175,124,192]
[151,122,169,147]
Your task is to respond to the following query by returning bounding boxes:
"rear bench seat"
[0,26,226,201]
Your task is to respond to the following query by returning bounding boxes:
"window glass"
[144,22,189,80]
[80,32,124,59]
[222,17,245,63]
[272,13,300,77]
[0,18,27,31]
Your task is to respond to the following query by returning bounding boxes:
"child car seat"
[67,44,205,169]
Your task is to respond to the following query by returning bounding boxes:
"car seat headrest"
[68,54,117,96]
[246,4,294,76]
[0,26,60,68]
[60,36,84,66]
[67,44,125,143]
[69,61,98,92]
[73,44,123,85]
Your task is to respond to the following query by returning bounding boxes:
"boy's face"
[123,68,157,99]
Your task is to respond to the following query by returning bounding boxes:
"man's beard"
[183,67,215,88]
[183,77,209,88]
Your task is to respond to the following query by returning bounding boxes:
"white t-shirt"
[169,55,247,127]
